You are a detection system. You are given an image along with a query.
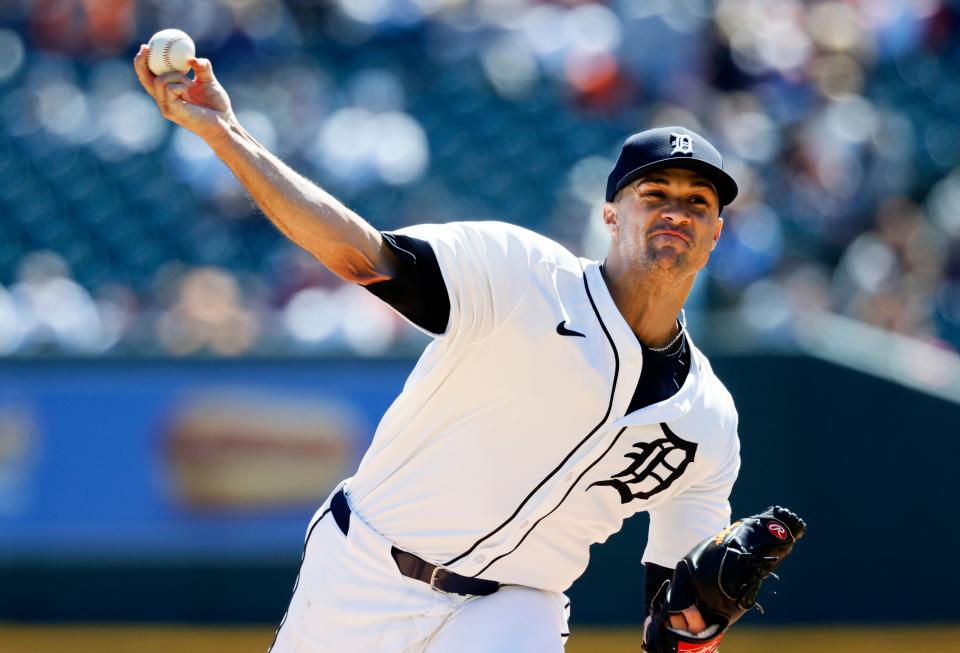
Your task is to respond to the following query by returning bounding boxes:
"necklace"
[647,308,686,353]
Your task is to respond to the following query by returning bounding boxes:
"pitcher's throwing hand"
[133,43,234,142]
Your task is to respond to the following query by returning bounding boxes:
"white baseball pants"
[268,484,571,653]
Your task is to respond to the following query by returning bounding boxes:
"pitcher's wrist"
[203,113,242,151]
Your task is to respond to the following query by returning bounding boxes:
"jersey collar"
[582,260,703,426]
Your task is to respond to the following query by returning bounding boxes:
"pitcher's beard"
[647,244,691,272]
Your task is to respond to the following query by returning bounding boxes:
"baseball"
[147,29,196,76]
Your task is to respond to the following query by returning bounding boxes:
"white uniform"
[270,221,740,653]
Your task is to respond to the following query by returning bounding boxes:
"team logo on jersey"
[588,422,697,504]
[670,133,694,156]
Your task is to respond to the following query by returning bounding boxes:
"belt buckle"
[429,565,447,593]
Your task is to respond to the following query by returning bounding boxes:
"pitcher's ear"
[710,216,724,251]
[603,203,618,230]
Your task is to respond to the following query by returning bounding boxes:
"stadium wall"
[0,355,955,625]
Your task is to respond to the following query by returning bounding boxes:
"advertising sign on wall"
[0,359,412,560]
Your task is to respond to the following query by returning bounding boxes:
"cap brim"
[613,158,739,207]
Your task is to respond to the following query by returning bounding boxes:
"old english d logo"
[670,133,694,156]
[589,422,697,504]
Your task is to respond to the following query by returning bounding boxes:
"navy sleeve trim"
[644,562,674,617]
[363,232,450,335]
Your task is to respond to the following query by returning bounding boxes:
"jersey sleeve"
[641,435,741,568]
[382,221,555,342]
[643,562,674,616]
[363,232,450,335]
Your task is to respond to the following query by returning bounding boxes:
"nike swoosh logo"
[556,321,586,338]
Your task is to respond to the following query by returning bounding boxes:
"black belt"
[329,488,500,597]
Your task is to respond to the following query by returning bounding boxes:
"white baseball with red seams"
[146,29,196,76]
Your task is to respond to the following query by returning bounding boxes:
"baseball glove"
[642,506,806,653]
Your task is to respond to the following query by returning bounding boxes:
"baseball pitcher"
[134,44,804,653]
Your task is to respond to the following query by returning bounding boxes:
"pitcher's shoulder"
[472,221,581,267]
[405,220,581,271]
[691,347,739,432]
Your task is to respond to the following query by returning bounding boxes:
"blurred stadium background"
[1,0,959,651]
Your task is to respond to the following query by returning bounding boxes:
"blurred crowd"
[0,0,959,356]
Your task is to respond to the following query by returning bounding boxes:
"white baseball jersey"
[348,220,740,593]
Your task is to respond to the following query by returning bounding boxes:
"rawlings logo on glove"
[642,506,806,653]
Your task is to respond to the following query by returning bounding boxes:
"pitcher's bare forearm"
[206,117,395,284]
[132,47,394,284]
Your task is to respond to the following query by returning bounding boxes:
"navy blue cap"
[606,126,738,207]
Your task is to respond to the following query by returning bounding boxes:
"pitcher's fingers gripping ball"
[134,37,231,141]
[643,506,807,653]
[147,29,196,76]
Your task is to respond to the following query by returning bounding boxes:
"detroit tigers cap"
[606,126,739,208]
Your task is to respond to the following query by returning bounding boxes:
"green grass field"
[2,625,959,653]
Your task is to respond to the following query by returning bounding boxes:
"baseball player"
[134,47,804,653]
